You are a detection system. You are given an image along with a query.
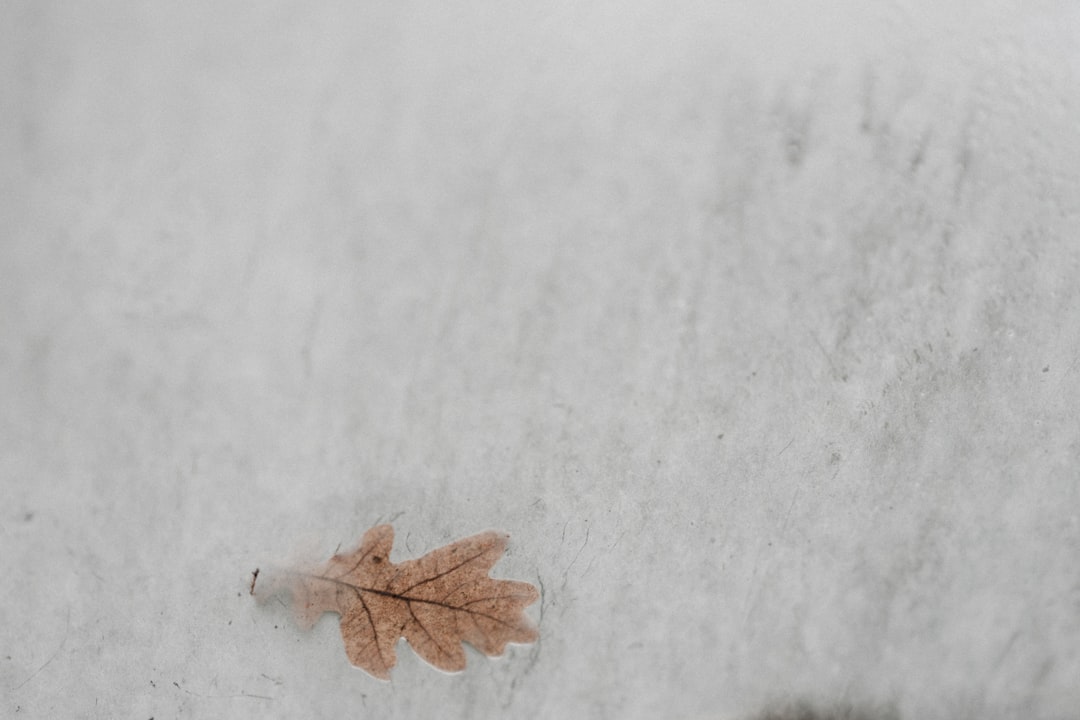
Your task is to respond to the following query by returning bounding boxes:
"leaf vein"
[311,574,524,630]
[399,547,491,594]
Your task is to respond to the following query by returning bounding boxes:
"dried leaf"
[257,524,539,679]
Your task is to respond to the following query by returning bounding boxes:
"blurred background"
[2,2,1078,718]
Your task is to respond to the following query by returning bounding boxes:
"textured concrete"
[3,2,1079,718]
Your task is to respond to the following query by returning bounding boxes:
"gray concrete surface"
[2,2,1079,718]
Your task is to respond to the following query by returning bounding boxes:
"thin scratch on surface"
[12,607,69,691]
[608,530,627,550]
[566,528,590,575]
[812,332,843,380]
[503,574,545,710]
[173,681,273,701]
[374,510,406,527]
[742,544,769,627]
[778,437,795,456]
[742,577,761,628]
[780,487,800,533]
[992,630,1021,672]
[536,575,546,624]
[560,526,590,592]
[300,295,324,379]
[1054,354,1080,394]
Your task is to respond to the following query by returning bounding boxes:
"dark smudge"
[747,700,900,720]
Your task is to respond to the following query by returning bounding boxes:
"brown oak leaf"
[258,524,539,679]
